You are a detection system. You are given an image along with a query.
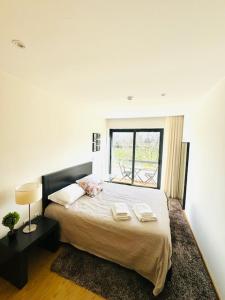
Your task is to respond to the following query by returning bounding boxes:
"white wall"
[106,117,165,129]
[0,70,105,238]
[106,117,167,189]
[184,79,225,298]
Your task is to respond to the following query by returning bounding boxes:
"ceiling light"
[11,39,26,49]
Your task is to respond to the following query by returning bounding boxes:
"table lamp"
[15,182,42,233]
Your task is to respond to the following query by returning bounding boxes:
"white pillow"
[48,183,85,208]
[76,174,103,185]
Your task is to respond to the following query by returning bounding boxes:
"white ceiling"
[0,0,225,105]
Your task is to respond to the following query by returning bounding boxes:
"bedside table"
[0,216,59,288]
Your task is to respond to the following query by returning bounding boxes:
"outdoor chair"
[144,167,158,185]
[119,161,132,181]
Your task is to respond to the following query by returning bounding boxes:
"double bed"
[42,162,172,296]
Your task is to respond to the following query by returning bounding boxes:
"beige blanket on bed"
[45,183,172,296]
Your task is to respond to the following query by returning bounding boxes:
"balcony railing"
[111,159,158,188]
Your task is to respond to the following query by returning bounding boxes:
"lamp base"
[23,224,37,233]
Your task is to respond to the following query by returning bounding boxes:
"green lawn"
[112,146,159,169]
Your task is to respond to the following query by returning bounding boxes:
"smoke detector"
[127,96,134,101]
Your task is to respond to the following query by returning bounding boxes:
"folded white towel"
[133,203,153,217]
[112,208,131,221]
[133,203,157,222]
[113,203,130,216]
[134,210,157,222]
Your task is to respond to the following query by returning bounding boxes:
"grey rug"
[51,200,218,300]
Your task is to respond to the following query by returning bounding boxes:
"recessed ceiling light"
[127,96,134,101]
[161,93,166,97]
[11,39,26,49]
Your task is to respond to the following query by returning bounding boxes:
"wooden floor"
[0,246,104,300]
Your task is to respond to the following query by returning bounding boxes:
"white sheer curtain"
[164,116,184,199]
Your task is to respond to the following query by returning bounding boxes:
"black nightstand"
[0,216,59,288]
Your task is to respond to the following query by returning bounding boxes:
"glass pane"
[134,132,160,188]
[111,132,133,184]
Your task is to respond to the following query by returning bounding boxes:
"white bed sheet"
[45,182,172,296]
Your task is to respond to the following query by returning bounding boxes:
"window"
[109,129,163,189]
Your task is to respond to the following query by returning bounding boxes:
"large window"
[109,129,163,189]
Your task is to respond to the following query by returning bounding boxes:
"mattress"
[45,182,172,296]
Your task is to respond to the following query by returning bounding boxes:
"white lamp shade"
[15,182,42,205]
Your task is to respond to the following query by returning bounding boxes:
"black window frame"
[109,128,164,189]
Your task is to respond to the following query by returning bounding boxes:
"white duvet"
[45,182,172,296]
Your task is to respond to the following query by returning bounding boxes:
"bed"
[42,162,172,296]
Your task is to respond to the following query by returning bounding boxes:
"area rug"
[51,200,218,300]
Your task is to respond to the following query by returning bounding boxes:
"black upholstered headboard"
[42,162,92,214]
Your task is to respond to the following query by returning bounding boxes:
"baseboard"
[183,211,221,300]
